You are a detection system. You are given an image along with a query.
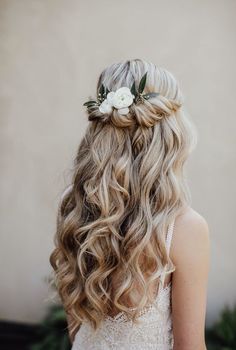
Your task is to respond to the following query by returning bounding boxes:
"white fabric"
[71,219,175,350]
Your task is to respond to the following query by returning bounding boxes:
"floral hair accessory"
[83,72,160,116]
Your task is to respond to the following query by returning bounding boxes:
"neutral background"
[0,0,235,327]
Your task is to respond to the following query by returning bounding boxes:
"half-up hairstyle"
[49,58,197,338]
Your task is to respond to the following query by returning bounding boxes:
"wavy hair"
[49,58,197,337]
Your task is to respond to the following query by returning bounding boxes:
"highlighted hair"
[50,58,197,337]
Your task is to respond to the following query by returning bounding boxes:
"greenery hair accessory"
[83,72,160,116]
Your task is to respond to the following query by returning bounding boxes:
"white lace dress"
[71,220,175,350]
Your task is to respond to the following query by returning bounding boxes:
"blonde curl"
[50,58,197,339]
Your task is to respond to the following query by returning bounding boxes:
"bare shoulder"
[170,207,210,347]
[171,206,210,263]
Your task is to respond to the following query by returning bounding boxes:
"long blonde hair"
[50,58,197,336]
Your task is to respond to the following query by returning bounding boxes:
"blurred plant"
[30,304,70,350]
[205,303,236,350]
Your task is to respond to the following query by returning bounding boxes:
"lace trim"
[72,281,173,349]
[104,281,172,323]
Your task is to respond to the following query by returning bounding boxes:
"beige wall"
[0,0,235,327]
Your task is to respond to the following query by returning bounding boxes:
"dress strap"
[158,218,176,290]
[165,218,175,255]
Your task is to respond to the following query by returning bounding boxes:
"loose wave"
[49,58,197,338]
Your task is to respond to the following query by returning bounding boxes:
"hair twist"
[87,93,182,129]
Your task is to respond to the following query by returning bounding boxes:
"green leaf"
[105,87,110,95]
[138,72,147,94]
[98,84,108,102]
[83,100,98,106]
[99,84,105,97]
[131,81,137,97]
[143,92,160,100]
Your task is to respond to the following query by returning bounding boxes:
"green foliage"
[143,92,160,100]
[83,100,98,107]
[131,72,149,102]
[130,81,137,98]
[138,71,147,94]
[97,84,109,103]
[206,304,236,350]
[30,304,70,350]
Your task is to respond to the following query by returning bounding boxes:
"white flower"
[111,87,134,109]
[106,91,115,105]
[98,87,135,115]
[99,99,113,114]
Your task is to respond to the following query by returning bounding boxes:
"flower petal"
[118,107,129,115]
[99,99,113,114]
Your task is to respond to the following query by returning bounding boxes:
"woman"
[50,58,210,349]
